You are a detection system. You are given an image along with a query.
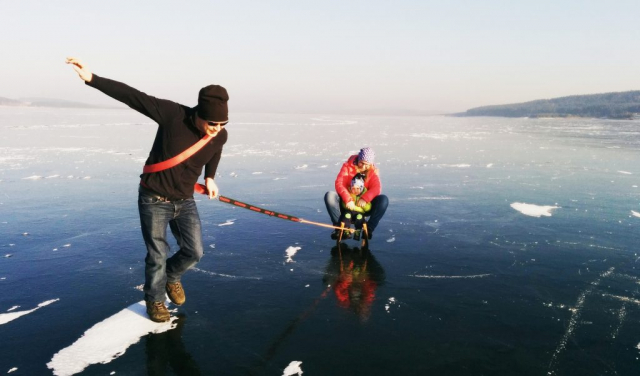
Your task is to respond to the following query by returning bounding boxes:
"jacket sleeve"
[86,74,180,125]
[334,161,353,203]
[361,168,381,203]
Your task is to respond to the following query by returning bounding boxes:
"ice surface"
[510,202,560,217]
[0,299,59,325]
[47,300,177,376]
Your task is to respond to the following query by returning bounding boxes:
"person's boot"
[166,281,186,306]
[331,229,341,239]
[146,301,171,322]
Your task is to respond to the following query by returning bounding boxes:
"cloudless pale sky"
[1,0,639,114]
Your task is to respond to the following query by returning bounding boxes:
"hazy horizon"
[2,0,639,114]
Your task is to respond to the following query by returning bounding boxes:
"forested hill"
[457,91,640,119]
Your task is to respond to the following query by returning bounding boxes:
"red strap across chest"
[142,134,212,174]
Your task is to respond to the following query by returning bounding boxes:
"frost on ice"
[285,246,301,263]
[282,361,303,376]
[0,299,59,326]
[510,202,559,217]
[47,300,177,376]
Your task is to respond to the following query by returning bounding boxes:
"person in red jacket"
[324,147,389,239]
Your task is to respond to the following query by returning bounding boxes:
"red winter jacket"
[334,155,381,204]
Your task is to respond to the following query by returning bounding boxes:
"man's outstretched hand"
[65,57,93,82]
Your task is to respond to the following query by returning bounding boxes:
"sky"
[1,0,639,114]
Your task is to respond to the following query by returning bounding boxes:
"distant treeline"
[457,91,640,120]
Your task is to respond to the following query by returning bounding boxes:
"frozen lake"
[1,107,639,375]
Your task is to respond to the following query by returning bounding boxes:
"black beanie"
[198,85,229,122]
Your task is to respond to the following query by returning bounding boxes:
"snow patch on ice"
[386,236,396,243]
[8,368,17,373]
[47,300,177,376]
[282,361,303,376]
[23,175,43,180]
[0,299,59,325]
[285,246,301,263]
[294,164,308,170]
[218,219,236,226]
[617,171,632,175]
[631,210,640,218]
[410,274,492,279]
[510,202,559,217]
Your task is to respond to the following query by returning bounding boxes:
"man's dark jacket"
[87,75,227,200]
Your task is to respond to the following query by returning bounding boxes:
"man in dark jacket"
[66,57,228,322]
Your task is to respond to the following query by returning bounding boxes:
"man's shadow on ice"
[323,243,386,322]
[145,315,201,376]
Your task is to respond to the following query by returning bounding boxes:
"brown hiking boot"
[166,281,186,306]
[146,301,170,322]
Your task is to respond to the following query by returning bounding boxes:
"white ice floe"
[385,297,397,313]
[410,274,492,279]
[0,299,59,325]
[631,210,640,218]
[285,246,301,263]
[47,300,177,376]
[510,202,559,217]
[191,267,262,280]
[282,361,303,376]
[218,219,236,226]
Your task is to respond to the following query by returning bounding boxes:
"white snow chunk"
[618,171,632,175]
[294,164,308,170]
[0,299,59,325]
[386,236,396,243]
[282,361,303,376]
[23,175,43,180]
[47,300,177,376]
[486,163,494,168]
[8,368,17,373]
[285,246,301,263]
[510,202,559,217]
[218,219,235,226]
[631,210,640,218]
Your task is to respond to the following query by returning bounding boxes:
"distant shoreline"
[455,90,640,120]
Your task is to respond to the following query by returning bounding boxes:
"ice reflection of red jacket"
[335,155,381,204]
[333,261,378,312]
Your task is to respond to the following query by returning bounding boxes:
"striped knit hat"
[357,147,375,164]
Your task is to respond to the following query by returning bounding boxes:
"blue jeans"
[138,191,203,303]
[324,191,389,233]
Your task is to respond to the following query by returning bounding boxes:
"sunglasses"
[207,121,228,127]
